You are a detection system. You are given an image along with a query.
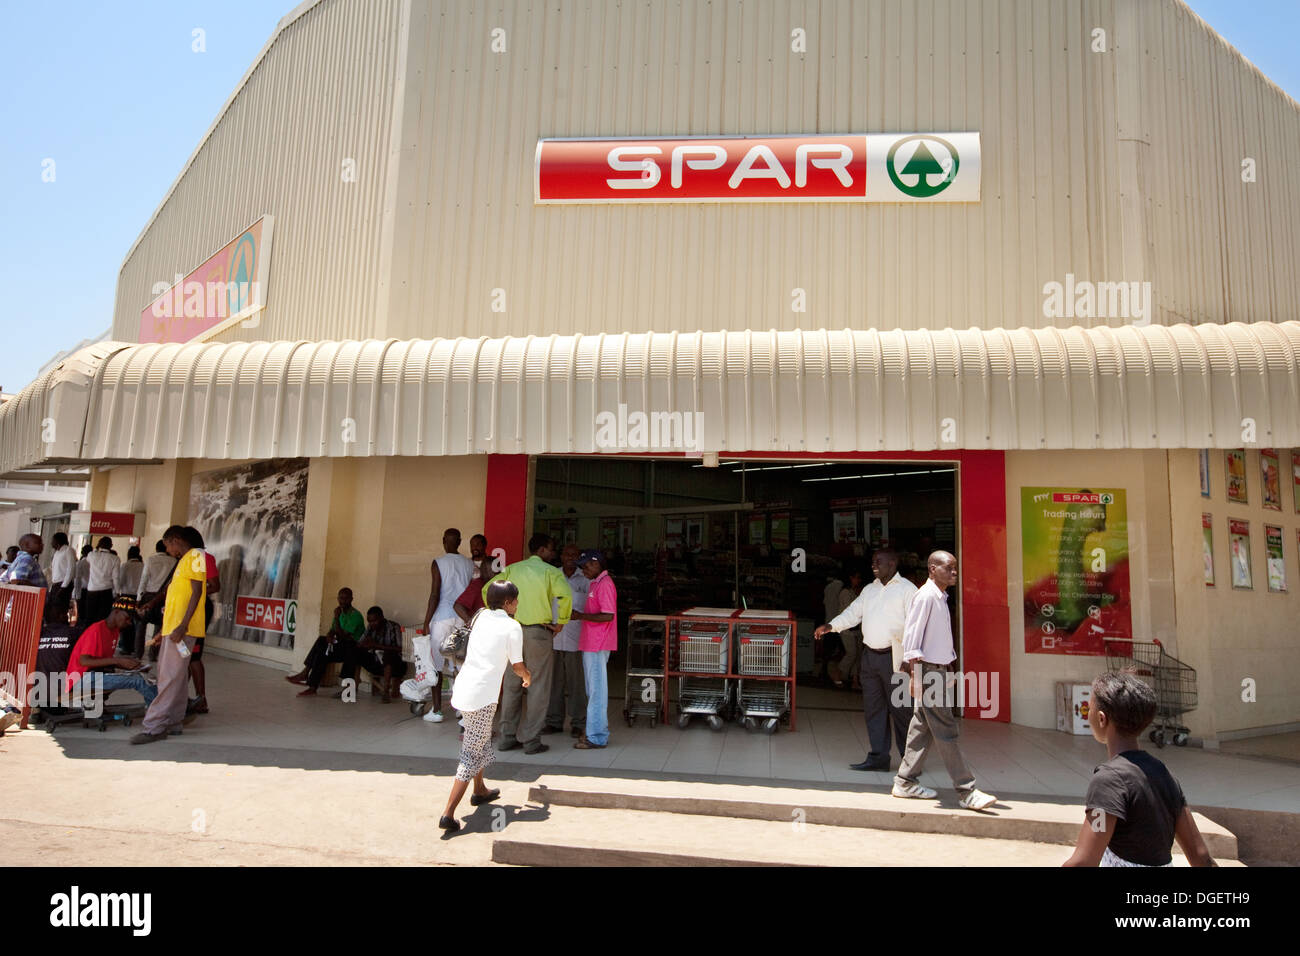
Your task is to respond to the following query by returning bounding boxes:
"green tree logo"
[886,135,960,198]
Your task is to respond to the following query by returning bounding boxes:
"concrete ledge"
[1194,805,1300,866]
[492,841,789,867]
[528,775,1238,860]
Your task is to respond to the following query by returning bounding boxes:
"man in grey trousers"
[544,544,588,738]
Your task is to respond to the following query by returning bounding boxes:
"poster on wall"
[1225,450,1248,503]
[600,519,618,551]
[188,458,308,649]
[1265,525,1287,593]
[1292,451,1300,513]
[865,510,889,548]
[1199,449,1211,498]
[1202,514,1215,587]
[686,518,703,550]
[1260,449,1282,511]
[832,511,858,543]
[1229,519,1252,590]
[769,513,790,550]
[748,514,766,546]
[1021,488,1131,656]
[664,518,684,556]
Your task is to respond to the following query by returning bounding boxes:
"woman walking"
[439,580,530,832]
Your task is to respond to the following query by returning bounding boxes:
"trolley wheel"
[1173,732,1189,747]
[743,716,757,732]
[123,716,133,728]
[1148,730,1159,743]
[625,715,635,728]
[677,713,691,730]
[707,715,724,732]
[1153,730,1167,748]
[409,702,424,716]
[650,713,658,728]
[762,718,779,735]
[97,720,107,732]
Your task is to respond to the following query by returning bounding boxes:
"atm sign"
[235,595,297,634]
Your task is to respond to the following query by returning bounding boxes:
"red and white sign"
[536,132,980,204]
[235,595,289,633]
[68,511,142,537]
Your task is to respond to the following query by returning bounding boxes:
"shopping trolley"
[735,620,793,733]
[672,616,730,730]
[623,614,666,727]
[1104,638,1198,747]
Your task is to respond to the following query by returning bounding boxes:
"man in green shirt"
[484,534,572,754]
[287,587,366,694]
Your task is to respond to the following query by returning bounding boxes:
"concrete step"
[492,805,1241,867]
[525,774,1239,860]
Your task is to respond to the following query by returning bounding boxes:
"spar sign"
[235,595,297,636]
[535,133,979,203]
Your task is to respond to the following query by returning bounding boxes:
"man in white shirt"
[72,544,92,623]
[544,544,589,738]
[83,537,122,626]
[134,540,178,658]
[46,532,77,623]
[815,549,917,772]
[418,528,474,723]
[893,551,996,810]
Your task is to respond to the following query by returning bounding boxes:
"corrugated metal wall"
[1142,0,1300,326]
[386,0,1133,339]
[110,0,406,345]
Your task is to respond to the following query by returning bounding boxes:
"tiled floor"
[43,655,1300,814]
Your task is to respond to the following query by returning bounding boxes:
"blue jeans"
[582,650,610,745]
[70,672,158,709]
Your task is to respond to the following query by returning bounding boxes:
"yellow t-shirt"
[162,548,207,637]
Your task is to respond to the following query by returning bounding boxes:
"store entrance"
[533,456,959,712]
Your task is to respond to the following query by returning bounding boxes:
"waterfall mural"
[188,459,309,649]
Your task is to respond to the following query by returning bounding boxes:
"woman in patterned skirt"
[439,580,530,832]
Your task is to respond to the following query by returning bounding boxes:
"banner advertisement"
[1199,449,1211,498]
[1229,519,1252,590]
[1202,513,1215,587]
[1022,488,1131,655]
[832,511,858,543]
[1265,525,1287,593]
[769,513,790,551]
[1226,450,1248,503]
[188,458,308,648]
[865,510,889,548]
[1294,451,1300,513]
[1261,449,1282,510]
[748,514,766,546]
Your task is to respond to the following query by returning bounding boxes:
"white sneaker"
[422,710,444,723]
[958,788,997,811]
[892,781,938,800]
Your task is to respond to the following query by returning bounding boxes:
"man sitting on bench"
[65,597,158,710]
[343,606,408,703]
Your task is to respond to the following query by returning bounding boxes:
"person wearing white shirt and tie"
[816,549,917,771]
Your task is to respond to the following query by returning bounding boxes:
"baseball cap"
[578,549,604,566]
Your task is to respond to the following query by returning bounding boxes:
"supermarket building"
[3,0,1300,746]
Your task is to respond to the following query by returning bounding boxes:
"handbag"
[439,609,484,668]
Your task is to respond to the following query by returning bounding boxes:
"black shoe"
[438,815,460,832]
[496,738,521,752]
[470,788,501,806]
[522,742,549,755]
[540,725,564,735]
[850,758,891,771]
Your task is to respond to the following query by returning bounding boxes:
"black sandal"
[469,788,500,806]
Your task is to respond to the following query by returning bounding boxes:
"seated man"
[289,587,365,695]
[65,597,158,710]
[342,606,408,703]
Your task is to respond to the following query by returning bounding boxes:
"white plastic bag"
[410,634,439,690]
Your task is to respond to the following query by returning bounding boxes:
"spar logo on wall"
[535,132,979,203]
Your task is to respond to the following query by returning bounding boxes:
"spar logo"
[885,135,959,198]
[1052,493,1113,504]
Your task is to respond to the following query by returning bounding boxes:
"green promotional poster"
[1022,488,1131,655]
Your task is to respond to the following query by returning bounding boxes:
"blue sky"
[1,0,1298,394]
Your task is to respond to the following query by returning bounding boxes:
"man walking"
[132,526,206,745]
[484,534,571,754]
[543,544,588,738]
[815,549,917,771]
[420,528,475,723]
[892,551,996,810]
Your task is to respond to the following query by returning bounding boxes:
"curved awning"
[2,323,1299,471]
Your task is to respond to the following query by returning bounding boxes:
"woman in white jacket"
[439,580,531,832]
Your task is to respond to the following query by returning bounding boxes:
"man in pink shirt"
[572,550,617,749]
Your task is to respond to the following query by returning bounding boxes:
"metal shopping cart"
[624,614,666,728]
[672,617,730,731]
[735,620,792,733]
[1104,638,1198,747]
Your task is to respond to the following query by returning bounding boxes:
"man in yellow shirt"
[482,534,572,754]
[133,526,206,744]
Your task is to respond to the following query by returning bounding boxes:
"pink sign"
[139,215,273,342]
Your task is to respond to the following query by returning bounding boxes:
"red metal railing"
[0,584,47,729]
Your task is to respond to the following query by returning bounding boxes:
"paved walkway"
[28,655,1300,814]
